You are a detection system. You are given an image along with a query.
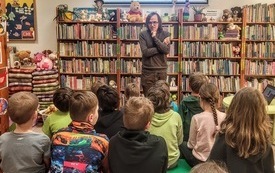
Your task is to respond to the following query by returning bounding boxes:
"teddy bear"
[127,1,143,22]
[220,9,232,22]
[15,50,33,67]
[49,52,58,69]
[231,6,242,22]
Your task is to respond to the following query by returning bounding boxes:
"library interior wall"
[7,0,274,53]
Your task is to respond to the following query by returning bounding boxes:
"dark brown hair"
[53,87,73,112]
[145,12,163,32]
[147,86,170,113]
[189,72,208,93]
[125,83,140,100]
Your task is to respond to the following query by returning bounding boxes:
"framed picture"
[5,0,36,41]
[104,0,208,4]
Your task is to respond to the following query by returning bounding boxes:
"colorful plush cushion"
[9,73,33,79]
[33,74,58,80]
[32,79,57,84]
[9,68,35,74]
[32,70,58,76]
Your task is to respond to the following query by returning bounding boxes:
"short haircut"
[53,87,73,112]
[147,86,170,113]
[125,83,140,100]
[189,72,209,93]
[69,91,98,121]
[155,80,169,91]
[91,80,105,94]
[97,85,119,111]
[8,92,39,125]
[124,97,154,130]
[190,161,228,173]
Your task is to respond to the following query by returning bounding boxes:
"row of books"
[118,25,145,40]
[245,60,275,75]
[182,59,240,75]
[181,42,236,58]
[245,78,275,92]
[60,58,180,74]
[58,24,115,40]
[245,24,275,41]
[59,42,117,57]
[121,43,142,57]
[120,59,142,74]
[182,25,220,40]
[60,75,109,90]
[244,3,275,22]
[246,42,275,58]
[182,76,240,92]
[60,59,117,74]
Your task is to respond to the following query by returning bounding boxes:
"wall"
[7,0,275,54]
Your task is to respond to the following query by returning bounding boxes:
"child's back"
[42,87,73,138]
[109,97,168,173]
[178,72,208,141]
[147,86,183,169]
[0,92,51,173]
[50,91,109,173]
[95,85,124,139]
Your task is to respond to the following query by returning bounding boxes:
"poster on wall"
[5,0,36,41]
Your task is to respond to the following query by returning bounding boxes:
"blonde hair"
[69,91,98,122]
[220,87,272,158]
[8,92,39,125]
[190,161,228,173]
[124,97,154,130]
[155,80,169,91]
[125,83,140,100]
[189,72,209,93]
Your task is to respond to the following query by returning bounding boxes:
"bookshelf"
[243,4,275,92]
[56,4,275,106]
[57,8,182,106]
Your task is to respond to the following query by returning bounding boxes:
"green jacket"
[178,95,203,141]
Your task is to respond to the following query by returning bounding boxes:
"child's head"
[91,80,105,94]
[53,87,73,112]
[221,87,271,158]
[189,72,208,94]
[155,80,170,91]
[190,161,228,173]
[199,83,220,127]
[124,97,154,130]
[97,85,119,111]
[125,83,140,100]
[69,91,98,125]
[147,86,170,113]
[8,92,39,125]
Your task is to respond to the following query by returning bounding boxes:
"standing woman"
[209,87,274,173]
[139,12,171,96]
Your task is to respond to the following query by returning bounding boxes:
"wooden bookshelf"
[56,4,275,106]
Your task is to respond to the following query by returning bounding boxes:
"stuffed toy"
[15,50,33,67]
[231,6,242,22]
[109,80,117,88]
[38,57,53,71]
[233,45,241,57]
[49,52,58,69]
[127,1,143,22]
[220,9,232,22]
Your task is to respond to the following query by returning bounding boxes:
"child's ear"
[145,121,151,130]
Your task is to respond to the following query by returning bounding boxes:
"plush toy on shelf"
[233,45,241,57]
[127,0,143,22]
[15,50,34,68]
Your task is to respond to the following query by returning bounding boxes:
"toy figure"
[183,0,190,21]
[94,0,104,14]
